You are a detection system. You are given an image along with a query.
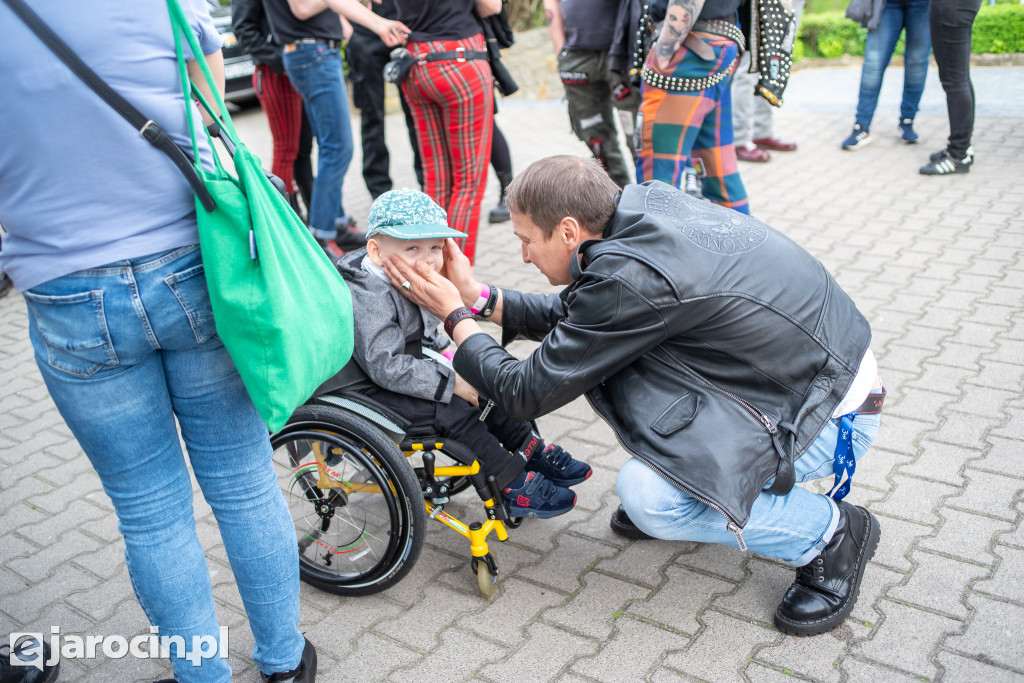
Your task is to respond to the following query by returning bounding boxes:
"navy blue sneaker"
[898,118,918,144]
[526,443,592,487]
[502,471,576,519]
[841,124,872,151]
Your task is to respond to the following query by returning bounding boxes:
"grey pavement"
[2,64,1023,682]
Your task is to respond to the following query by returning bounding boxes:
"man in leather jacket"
[385,155,886,637]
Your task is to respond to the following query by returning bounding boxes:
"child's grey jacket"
[333,249,456,403]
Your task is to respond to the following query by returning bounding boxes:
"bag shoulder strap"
[3,0,215,211]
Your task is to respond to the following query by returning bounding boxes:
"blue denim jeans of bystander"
[284,43,355,240]
[855,0,932,129]
[22,245,304,682]
[617,412,881,567]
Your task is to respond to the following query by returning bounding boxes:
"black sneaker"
[898,118,918,144]
[502,471,576,519]
[333,216,367,252]
[526,443,591,487]
[488,201,510,224]
[0,270,11,299]
[1,636,60,683]
[928,145,973,163]
[260,637,317,683]
[920,149,973,175]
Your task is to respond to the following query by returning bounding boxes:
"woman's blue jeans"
[855,0,932,129]
[283,43,354,239]
[617,412,881,567]
[23,246,304,682]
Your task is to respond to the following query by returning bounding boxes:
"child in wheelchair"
[326,189,591,518]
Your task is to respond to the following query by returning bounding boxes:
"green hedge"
[797,3,1024,59]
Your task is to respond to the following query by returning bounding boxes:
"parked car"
[206,0,257,103]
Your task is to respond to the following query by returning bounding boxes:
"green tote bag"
[168,0,353,433]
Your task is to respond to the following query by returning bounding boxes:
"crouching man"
[386,155,885,636]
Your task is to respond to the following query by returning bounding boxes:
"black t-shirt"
[262,0,343,45]
[561,0,619,51]
[698,0,743,21]
[352,0,399,39]
[395,0,481,42]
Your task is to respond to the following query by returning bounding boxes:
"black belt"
[284,38,341,53]
[415,47,487,65]
[855,387,886,414]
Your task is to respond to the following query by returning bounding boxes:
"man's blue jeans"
[617,412,881,567]
[283,43,354,240]
[23,245,304,682]
[855,0,932,129]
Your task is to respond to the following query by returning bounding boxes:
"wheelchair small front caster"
[471,553,499,596]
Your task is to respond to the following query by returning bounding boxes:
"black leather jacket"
[454,182,871,537]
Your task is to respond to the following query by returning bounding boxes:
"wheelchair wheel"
[271,404,425,596]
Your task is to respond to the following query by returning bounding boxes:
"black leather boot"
[260,637,317,683]
[609,504,654,540]
[488,171,513,224]
[774,500,880,636]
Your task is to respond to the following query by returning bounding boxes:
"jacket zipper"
[585,395,749,551]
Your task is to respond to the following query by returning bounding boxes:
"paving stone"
[973,545,1024,604]
[572,464,618,513]
[496,506,591,555]
[3,564,97,624]
[868,415,932,457]
[374,583,483,652]
[457,577,565,644]
[906,364,977,397]
[972,436,1024,478]
[628,565,735,636]
[886,550,990,619]
[849,562,905,627]
[320,632,421,683]
[929,410,1003,451]
[756,626,851,683]
[972,360,1024,392]
[883,386,951,423]
[388,628,507,682]
[945,469,1023,521]
[517,534,619,594]
[945,594,1024,671]
[64,564,136,622]
[7,528,103,581]
[0,452,61,492]
[0,533,39,565]
[478,622,597,682]
[566,495,633,548]
[375,544,467,608]
[839,656,930,683]
[917,507,1011,565]
[16,499,108,547]
[663,610,780,680]
[871,475,960,526]
[543,572,649,640]
[570,616,689,682]
[934,650,1024,682]
[596,537,681,587]
[897,440,972,486]
[854,600,962,679]
[674,539,749,582]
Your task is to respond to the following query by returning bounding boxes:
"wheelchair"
[269,391,529,597]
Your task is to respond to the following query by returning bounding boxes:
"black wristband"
[444,307,474,338]
[480,285,500,319]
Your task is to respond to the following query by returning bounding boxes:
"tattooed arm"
[652,0,707,68]
[542,0,565,53]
